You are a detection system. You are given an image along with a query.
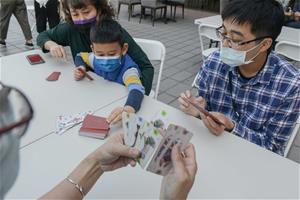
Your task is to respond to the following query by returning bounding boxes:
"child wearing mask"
[74,18,145,125]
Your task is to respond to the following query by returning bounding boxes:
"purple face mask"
[73,16,97,25]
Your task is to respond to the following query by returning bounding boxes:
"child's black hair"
[90,18,124,46]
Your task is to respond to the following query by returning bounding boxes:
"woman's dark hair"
[90,18,124,45]
[62,0,115,25]
[221,0,285,42]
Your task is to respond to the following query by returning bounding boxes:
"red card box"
[79,114,110,139]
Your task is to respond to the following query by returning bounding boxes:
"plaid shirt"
[197,51,300,156]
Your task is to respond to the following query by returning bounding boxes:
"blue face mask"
[93,55,122,73]
[220,42,261,68]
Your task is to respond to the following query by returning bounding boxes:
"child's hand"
[74,66,86,81]
[107,106,135,125]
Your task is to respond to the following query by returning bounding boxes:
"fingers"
[185,90,192,99]
[201,113,225,135]
[184,144,197,175]
[171,145,187,174]
[107,107,123,125]
[74,68,85,81]
[60,46,67,60]
[50,45,67,59]
[110,143,140,160]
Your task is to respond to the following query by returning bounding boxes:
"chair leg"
[170,5,173,18]
[117,3,121,19]
[173,5,176,20]
[182,5,184,19]
[139,7,143,23]
[128,4,132,21]
[164,7,167,24]
[153,9,156,26]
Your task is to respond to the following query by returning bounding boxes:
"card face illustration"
[136,122,163,168]
[151,110,170,130]
[146,124,193,176]
[122,112,139,147]
[122,111,193,176]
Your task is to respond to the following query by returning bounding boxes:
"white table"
[7,96,300,199]
[0,50,128,148]
[194,15,300,43]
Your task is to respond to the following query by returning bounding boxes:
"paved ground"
[0,2,299,163]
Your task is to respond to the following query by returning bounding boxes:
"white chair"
[275,41,300,62]
[198,23,220,60]
[191,71,201,89]
[134,38,166,100]
[284,116,300,157]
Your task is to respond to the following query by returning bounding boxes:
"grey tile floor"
[0,4,299,163]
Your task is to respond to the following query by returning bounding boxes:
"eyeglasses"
[0,82,34,138]
[216,26,270,48]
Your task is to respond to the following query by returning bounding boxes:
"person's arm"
[106,68,145,125]
[40,133,140,199]
[123,68,145,112]
[37,23,71,58]
[233,86,300,155]
[120,27,154,96]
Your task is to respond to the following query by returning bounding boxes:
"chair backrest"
[284,116,300,157]
[134,38,166,99]
[198,23,220,59]
[275,41,300,62]
[191,71,201,89]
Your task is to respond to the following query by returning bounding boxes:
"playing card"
[151,110,170,130]
[46,72,61,81]
[122,112,139,147]
[146,124,193,176]
[137,123,163,168]
[55,111,92,135]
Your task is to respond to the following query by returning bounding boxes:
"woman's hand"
[160,144,197,200]
[89,132,140,172]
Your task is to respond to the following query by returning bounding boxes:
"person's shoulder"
[122,54,139,68]
[269,52,300,91]
[269,52,300,80]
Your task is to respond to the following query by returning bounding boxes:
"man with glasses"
[0,82,197,199]
[178,0,300,156]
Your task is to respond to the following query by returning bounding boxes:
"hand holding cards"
[182,97,225,126]
[122,111,193,176]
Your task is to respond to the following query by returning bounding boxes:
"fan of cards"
[122,110,193,176]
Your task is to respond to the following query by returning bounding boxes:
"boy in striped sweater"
[74,18,145,125]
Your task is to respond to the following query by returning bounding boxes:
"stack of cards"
[122,111,193,176]
[79,114,110,139]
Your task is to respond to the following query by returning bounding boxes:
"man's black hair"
[90,18,124,45]
[221,0,285,42]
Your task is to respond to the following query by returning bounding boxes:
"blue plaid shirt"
[197,51,300,155]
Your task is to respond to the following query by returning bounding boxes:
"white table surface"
[7,96,300,199]
[194,15,300,43]
[0,50,128,148]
